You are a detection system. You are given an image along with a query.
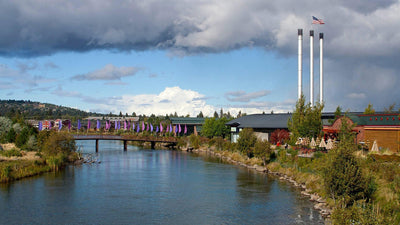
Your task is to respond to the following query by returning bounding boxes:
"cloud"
[225,90,271,102]
[110,86,216,116]
[105,81,128,86]
[72,64,140,81]
[1,1,400,112]
[44,62,59,69]
[0,81,17,89]
[347,93,366,99]
[0,63,56,90]
[51,86,83,98]
[16,61,38,73]
[0,1,396,57]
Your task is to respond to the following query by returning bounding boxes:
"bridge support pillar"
[123,140,127,151]
[151,141,155,150]
[95,139,99,153]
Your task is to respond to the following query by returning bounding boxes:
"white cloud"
[72,64,140,81]
[111,86,216,116]
[225,90,271,102]
[93,86,293,116]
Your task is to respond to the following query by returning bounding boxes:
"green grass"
[0,148,23,157]
[0,159,50,183]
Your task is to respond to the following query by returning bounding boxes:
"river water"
[0,140,324,225]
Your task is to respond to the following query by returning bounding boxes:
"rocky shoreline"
[191,147,332,221]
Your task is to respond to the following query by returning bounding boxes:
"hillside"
[0,99,104,120]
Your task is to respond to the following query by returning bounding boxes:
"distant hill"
[0,99,105,120]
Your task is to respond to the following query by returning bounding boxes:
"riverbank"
[0,142,79,183]
[189,146,332,221]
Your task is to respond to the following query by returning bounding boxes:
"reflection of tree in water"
[236,169,273,198]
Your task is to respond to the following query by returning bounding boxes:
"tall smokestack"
[298,29,303,99]
[319,33,324,104]
[310,30,314,107]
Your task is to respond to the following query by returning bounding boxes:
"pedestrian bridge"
[72,135,178,152]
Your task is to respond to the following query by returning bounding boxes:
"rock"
[255,165,266,172]
[301,191,311,196]
[316,197,326,203]
[314,203,325,210]
[310,194,319,201]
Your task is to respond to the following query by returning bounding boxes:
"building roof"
[226,113,292,129]
[348,114,400,126]
[170,117,205,125]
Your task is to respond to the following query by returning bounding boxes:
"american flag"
[312,16,325,24]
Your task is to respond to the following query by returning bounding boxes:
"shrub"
[324,147,374,206]
[212,137,224,150]
[270,129,290,145]
[0,148,23,157]
[253,140,271,164]
[15,127,30,148]
[189,134,200,149]
[176,137,187,149]
[41,132,76,157]
[237,128,257,158]
[0,165,12,181]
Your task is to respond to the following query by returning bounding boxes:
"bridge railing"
[72,134,178,143]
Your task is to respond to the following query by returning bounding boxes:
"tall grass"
[0,160,51,183]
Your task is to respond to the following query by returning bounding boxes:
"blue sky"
[1,1,400,116]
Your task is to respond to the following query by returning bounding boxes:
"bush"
[15,127,30,148]
[223,141,236,152]
[176,137,187,149]
[0,148,23,157]
[324,148,374,206]
[213,137,224,150]
[237,128,257,158]
[189,134,200,149]
[0,165,12,181]
[41,132,76,157]
[253,140,271,164]
[270,129,290,145]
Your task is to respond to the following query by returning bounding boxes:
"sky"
[1,0,400,117]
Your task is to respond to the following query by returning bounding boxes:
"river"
[0,140,324,225]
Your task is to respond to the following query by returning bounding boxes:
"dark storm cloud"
[1,0,400,111]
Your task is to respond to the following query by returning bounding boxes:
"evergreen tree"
[364,103,375,114]
[384,103,396,113]
[197,111,204,118]
[213,111,219,118]
[334,106,342,119]
[237,111,242,118]
[5,128,16,143]
[324,117,375,206]
[287,95,324,140]
[15,127,30,148]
